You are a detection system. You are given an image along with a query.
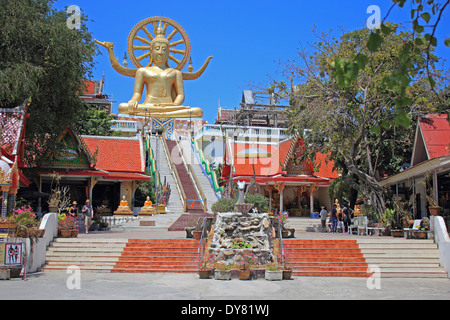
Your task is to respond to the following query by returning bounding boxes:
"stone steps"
[112,239,199,273]
[282,238,447,278]
[43,238,200,273]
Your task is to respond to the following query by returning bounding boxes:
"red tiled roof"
[419,114,450,159]
[314,152,339,179]
[222,136,338,182]
[83,80,96,95]
[82,136,144,174]
[0,109,25,156]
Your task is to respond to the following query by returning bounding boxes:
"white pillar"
[310,187,314,214]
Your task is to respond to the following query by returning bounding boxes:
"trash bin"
[311,212,319,219]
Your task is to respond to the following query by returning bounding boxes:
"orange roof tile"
[222,136,339,182]
[314,152,340,179]
[82,136,144,174]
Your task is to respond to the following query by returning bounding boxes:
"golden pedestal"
[157,204,166,214]
[139,197,157,216]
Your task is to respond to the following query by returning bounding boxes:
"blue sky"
[54,0,450,124]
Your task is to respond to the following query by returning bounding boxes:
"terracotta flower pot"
[283,270,292,280]
[238,269,251,280]
[429,206,441,216]
[60,230,71,238]
[391,230,404,238]
[198,269,212,279]
[192,230,202,240]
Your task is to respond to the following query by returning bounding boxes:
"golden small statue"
[114,196,133,216]
[95,16,212,118]
[139,196,157,216]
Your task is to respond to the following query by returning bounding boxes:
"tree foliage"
[272,25,446,216]
[0,0,97,166]
[75,107,118,136]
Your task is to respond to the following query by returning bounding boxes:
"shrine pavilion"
[0,102,32,217]
[220,133,339,216]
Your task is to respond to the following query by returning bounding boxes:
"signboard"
[0,241,24,266]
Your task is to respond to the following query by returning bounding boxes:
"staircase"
[112,239,198,273]
[43,238,127,272]
[358,238,447,278]
[166,139,204,213]
[42,238,199,273]
[283,239,370,277]
[283,238,447,278]
[149,136,184,213]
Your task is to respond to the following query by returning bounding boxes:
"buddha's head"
[150,21,169,66]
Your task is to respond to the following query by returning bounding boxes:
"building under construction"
[215,90,289,127]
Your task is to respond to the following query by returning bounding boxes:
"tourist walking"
[320,206,328,232]
[338,209,344,233]
[343,204,351,233]
[81,199,94,234]
[330,204,338,233]
[69,201,79,218]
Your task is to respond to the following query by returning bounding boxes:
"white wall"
[24,213,58,274]
[432,216,450,278]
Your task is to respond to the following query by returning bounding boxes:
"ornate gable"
[285,136,314,175]
[45,127,95,169]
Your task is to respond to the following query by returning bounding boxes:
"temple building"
[0,102,32,216]
[34,127,149,214]
[219,131,338,216]
[380,114,450,226]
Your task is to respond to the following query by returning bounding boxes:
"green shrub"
[211,197,236,213]
[245,193,269,213]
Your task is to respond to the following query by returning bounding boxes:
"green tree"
[0,0,97,166]
[273,26,445,216]
[75,107,117,136]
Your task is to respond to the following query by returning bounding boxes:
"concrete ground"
[1,271,449,300]
[2,214,449,302]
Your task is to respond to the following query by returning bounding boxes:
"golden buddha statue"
[114,196,133,216]
[95,17,212,119]
[139,196,157,216]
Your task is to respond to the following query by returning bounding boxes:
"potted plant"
[281,244,294,280]
[9,206,40,238]
[235,250,257,280]
[214,263,232,280]
[421,171,441,216]
[413,217,430,239]
[380,208,395,236]
[58,215,72,237]
[198,252,217,279]
[390,217,404,238]
[265,262,282,281]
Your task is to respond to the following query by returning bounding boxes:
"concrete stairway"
[149,136,184,213]
[284,217,324,232]
[358,238,447,278]
[42,238,199,273]
[178,139,219,213]
[283,239,370,277]
[283,238,447,278]
[42,238,127,272]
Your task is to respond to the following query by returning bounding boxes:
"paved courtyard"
[1,271,449,301]
[1,214,449,303]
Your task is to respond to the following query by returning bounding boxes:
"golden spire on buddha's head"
[152,20,169,46]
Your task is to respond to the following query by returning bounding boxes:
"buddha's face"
[151,41,169,64]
